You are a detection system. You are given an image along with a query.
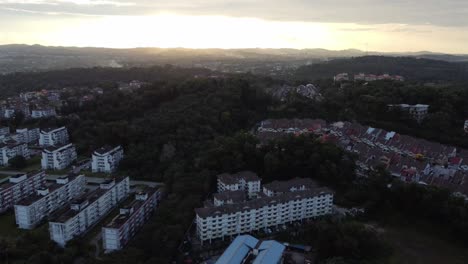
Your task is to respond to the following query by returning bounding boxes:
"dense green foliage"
[8,156,27,169]
[294,56,468,82]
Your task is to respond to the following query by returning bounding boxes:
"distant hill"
[294,56,468,82]
[1,44,468,74]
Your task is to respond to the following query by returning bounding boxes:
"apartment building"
[0,140,30,166]
[217,171,261,198]
[14,174,86,229]
[49,177,130,247]
[92,146,124,173]
[102,188,160,252]
[0,171,46,213]
[262,178,317,197]
[196,178,333,243]
[41,143,77,170]
[388,104,430,123]
[464,120,468,133]
[39,127,69,147]
[13,128,40,144]
[32,108,57,119]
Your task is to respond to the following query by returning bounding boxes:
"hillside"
[294,56,468,82]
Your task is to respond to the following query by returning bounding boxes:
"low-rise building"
[215,235,286,264]
[0,140,30,166]
[49,177,130,247]
[196,178,333,243]
[32,108,57,119]
[14,174,86,229]
[39,127,69,147]
[334,73,349,82]
[92,146,124,173]
[217,171,261,198]
[102,188,161,252]
[0,171,46,213]
[41,143,77,170]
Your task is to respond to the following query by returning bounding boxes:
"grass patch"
[0,212,22,240]
[382,224,468,264]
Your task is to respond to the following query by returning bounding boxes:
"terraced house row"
[257,118,468,198]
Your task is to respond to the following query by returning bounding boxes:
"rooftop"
[40,127,66,133]
[94,145,122,155]
[218,171,261,185]
[263,178,318,193]
[214,190,246,203]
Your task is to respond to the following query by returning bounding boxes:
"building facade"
[39,127,69,146]
[14,128,40,144]
[41,143,77,170]
[0,127,9,137]
[14,174,86,229]
[196,177,333,243]
[49,177,130,247]
[217,171,261,199]
[32,108,57,119]
[0,171,46,213]
[92,146,124,173]
[0,140,30,166]
[102,188,160,252]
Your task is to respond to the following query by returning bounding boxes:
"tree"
[9,155,27,169]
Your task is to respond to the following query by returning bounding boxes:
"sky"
[1,0,468,53]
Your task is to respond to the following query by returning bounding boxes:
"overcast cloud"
[0,0,467,27]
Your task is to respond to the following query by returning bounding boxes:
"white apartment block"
[32,108,57,119]
[14,174,86,229]
[92,146,124,173]
[49,177,130,247]
[388,104,430,123]
[217,171,261,199]
[0,171,46,213]
[0,140,30,166]
[262,178,317,197]
[39,127,69,147]
[41,143,77,170]
[13,128,40,144]
[195,187,333,243]
[464,120,468,134]
[3,109,15,119]
[102,188,160,252]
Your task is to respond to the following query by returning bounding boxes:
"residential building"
[3,108,15,119]
[41,143,77,170]
[14,128,40,144]
[333,73,349,82]
[465,120,468,133]
[102,188,161,252]
[49,177,130,247]
[0,171,46,213]
[262,178,317,197]
[0,140,30,166]
[0,127,9,137]
[217,171,261,198]
[196,178,333,243]
[39,127,69,146]
[92,146,124,173]
[14,174,86,229]
[388,104,430,123]
[216,235,286,264]
[32,108,57,119]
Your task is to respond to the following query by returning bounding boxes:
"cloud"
[0,0,467,27]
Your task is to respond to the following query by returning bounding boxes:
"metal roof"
[252,240,286,264]
[215,235,258,264]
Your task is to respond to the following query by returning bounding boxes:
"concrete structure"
[14,174,86,229]
[14,128,40,144]
[92,146,124,173]
[0,171,46,213]
[32,108,57,119]
[41,143,77,170]
[39,127,69,147]
[215,235,286,264]
[388,104,430,123]
[196,178,333,243]
[102,187,160,252]
[217,171,261,199]
[49,177,130,247]
[0,140,30,166]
